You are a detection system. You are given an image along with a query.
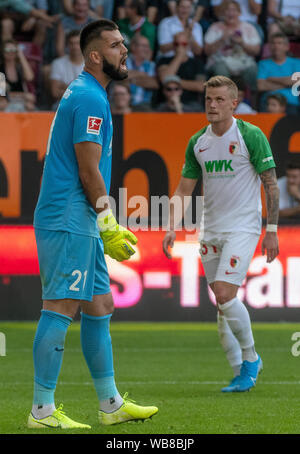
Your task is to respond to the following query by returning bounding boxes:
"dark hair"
[128,0,146,16]
[266,93,287,107]
[80,19,119,55]
[270,32,289,44]
[176,0,193,5]
[66,29,81,44]
[74,0,90,5]
[286,161,300,171]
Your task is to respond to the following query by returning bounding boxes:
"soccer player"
[163,76,279,393]
[28,19,158,429]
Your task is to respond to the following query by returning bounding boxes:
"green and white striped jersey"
[182,117,276,234]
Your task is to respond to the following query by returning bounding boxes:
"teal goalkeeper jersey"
[34,71,113,238]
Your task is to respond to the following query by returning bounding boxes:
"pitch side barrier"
[0,113,300,321]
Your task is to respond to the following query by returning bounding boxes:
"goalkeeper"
[30,19,158,429]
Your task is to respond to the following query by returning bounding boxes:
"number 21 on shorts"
[69,269,88,292]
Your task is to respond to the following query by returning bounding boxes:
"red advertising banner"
[1,225,299,310]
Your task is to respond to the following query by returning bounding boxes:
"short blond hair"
[204,76,238,99]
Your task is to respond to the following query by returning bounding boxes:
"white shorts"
[199,231,260,286]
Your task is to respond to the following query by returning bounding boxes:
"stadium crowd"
[0,0,299,113]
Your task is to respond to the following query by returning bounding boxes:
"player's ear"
[89,49,102,65]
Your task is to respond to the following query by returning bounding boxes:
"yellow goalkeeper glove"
[97,209,138,262]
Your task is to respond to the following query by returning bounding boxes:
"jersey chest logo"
[87,116,103,135]
[229,141,239,154]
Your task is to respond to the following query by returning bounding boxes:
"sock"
[32,310,72,419]
[219,297,258,363]
[80,312,123,413]
[217,312,242,376]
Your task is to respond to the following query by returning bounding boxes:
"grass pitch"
[0,321,300,434]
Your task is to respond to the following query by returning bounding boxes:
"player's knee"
[213,284,235,305]
[81,293,115,317]
[102,297,114,315]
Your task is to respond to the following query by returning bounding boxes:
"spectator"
[0,39,34,95]
[115,0,126,20]
[278,162,300,219]
[0,0,58,41]
[204,0,261,91]
[257,32,300,114]
[6,93,37,111]
[116,0,164,23]
[117,0,156,52]
[211,0,262,23]
[158,0,203,58]
[166,0,177,16]
[126,34,159,107]
[157,30,205,105]
[56,0,95,57]
[268,0,300,38]
[266,93,287,113]
[211,0,264,41]
[63,0,115,20]
[155,74,202,112]
[19,1,56,47]
[1,86,38,111]
[233,77,257,113]
[110,82,133,114]
[194,1,217,34]
[146,0,160,24]
[90,0,115,19]
[49,30,84,109]
[166,0,204,18]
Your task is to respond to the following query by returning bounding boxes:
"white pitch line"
[1,381,300,386]
[5,347,291,353]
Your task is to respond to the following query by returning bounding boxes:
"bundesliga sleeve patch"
[87,116,103,135]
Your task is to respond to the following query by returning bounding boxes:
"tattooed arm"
[259,168,280,263]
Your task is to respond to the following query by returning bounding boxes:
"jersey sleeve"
[72,92,106,146]
[239,121,276,174]
[181,136,202,179]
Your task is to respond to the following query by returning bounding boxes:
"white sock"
[31,403,56,419]
[217,312,242,376]
[220,297,258,363]
[100,393,123,413]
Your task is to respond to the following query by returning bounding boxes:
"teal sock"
[80,313,120,406]
[33,310,72,406]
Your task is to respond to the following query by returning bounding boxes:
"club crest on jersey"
[230,255,240,268]
[87,116,102,135]
[229,141,239,154]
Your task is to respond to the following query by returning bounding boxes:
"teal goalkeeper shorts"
[35,228,111,301]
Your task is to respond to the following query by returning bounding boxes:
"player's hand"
[163,231,176,259]
[97,210,137,262]
[261,232,279,263]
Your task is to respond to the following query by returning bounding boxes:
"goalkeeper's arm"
[75,141,137,261]
[75,141,109,213]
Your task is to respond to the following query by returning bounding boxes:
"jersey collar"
[81,70,108,97]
